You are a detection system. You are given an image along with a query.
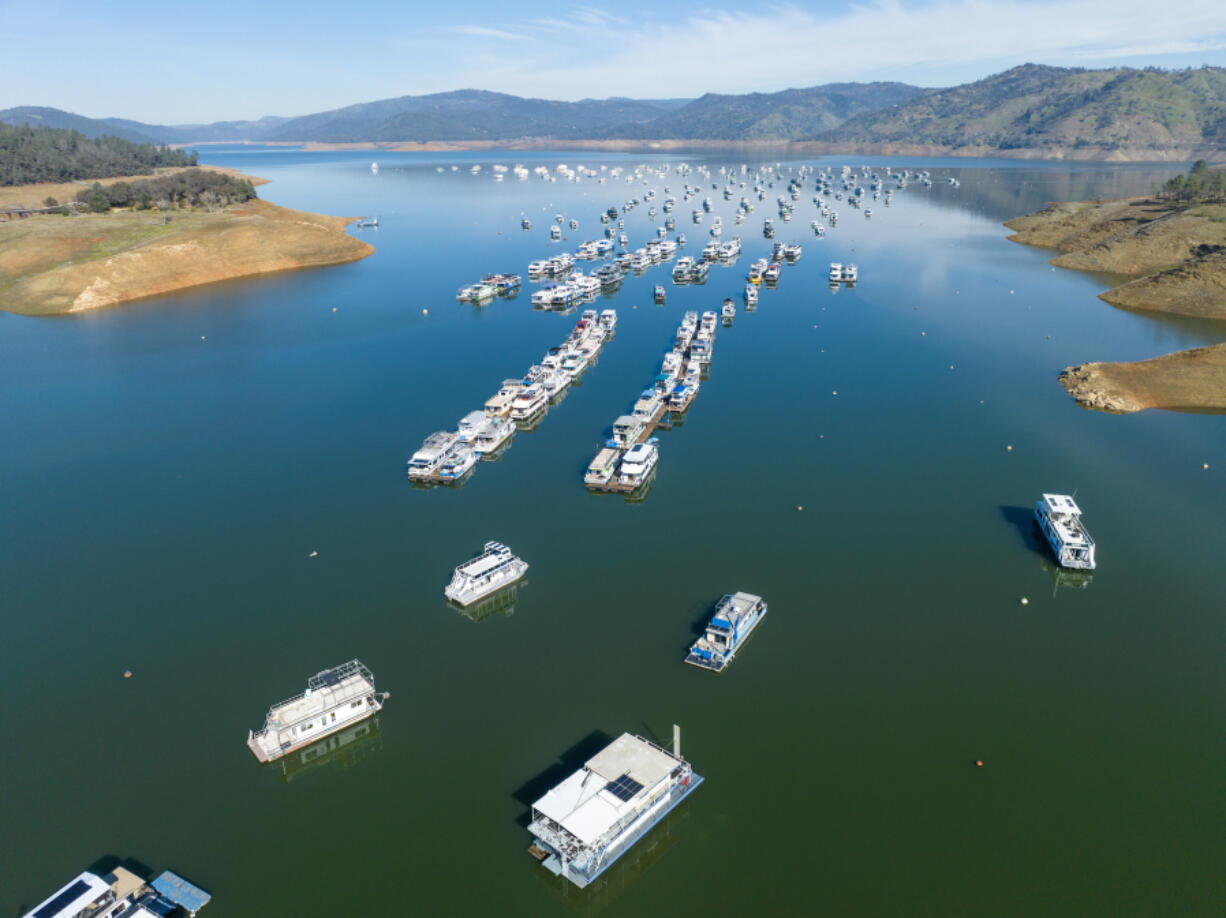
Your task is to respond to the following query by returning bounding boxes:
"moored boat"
[618,440,658,487]
[408,431,460,479]
[247,660,388,763]
[1035,493,1096,570]
[444,541,529,606]
[584,447,620,488]
[685,592,768,672]
[526,729,702,889]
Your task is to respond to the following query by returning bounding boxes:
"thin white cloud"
[408,0,1226,98]
[450,25,530,41]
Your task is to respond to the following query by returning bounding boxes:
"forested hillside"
[0,124,196,185]
[825,64,1226,153]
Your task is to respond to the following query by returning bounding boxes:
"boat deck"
[537,773,704,889]
[585,404,668,493]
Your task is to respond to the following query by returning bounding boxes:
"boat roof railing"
[307,659,374,694]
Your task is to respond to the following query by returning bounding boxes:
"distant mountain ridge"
[4,65,1226,159]
[823,64,1226,156]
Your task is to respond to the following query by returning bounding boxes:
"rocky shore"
[1006,195,1226,412]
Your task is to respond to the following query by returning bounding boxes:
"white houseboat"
[527,729,703,889]
[618,441,658,488]
[247,660,388,763]
[407,432,459,479]
[685,592,768,672]
[445,541,528,606]
[1035,493,1096,570]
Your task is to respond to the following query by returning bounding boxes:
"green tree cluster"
[0,123,196,185]
[77,171,256,213]
[1161,160,1226,204]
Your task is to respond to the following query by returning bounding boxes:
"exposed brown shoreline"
[1006,195,1226,412]
[177,138,1226,163]
[0,168,373,316]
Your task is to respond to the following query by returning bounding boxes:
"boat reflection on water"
[447,581,524,623]
[533,801,692,916]
[1038,554,1094,595]
[272,717,384,784]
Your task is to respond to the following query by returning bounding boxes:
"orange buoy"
[975,760,983,767]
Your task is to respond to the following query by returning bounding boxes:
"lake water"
[2,150,1224,917]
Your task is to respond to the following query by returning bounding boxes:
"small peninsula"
[0,126,373,316]
[1006,162,1226,412]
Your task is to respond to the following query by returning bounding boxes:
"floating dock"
[585,403,668,494]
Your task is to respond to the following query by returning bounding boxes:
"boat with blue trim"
[685,592,768,672]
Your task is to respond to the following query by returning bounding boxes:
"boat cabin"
[612,415,645,448]
[585,448,620,486]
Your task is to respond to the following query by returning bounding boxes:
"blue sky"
[6,0,1226,123]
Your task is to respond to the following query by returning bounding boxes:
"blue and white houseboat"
[685,592,768,672]
[1035,493,1096,570]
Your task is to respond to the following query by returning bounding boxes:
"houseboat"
[611,415,645,448]
[437,444,478,482]
[407,431,459,479]
[1035,493,1096,570]
[444,541,529,606]
[618,441,658,488]
[22,866,212,918]
[247,660,388,763]
[685,592,768,673]
[527,728,702,889]
[585,448,621,489]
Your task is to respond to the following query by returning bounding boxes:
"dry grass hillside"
[1007,194,1226,412]
[0,189,372,316]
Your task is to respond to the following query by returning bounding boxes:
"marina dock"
[585,310,716,497]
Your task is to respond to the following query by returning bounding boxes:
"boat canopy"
[532,733,679,846]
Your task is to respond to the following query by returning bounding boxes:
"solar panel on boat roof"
[606,773,644,802]
[33,879,94,918]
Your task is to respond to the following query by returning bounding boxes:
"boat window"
[351,700,362,708]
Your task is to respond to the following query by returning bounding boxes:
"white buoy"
[1020,597,1029,605]
[422,308,428,316]
[1006,445,1013,452]
[308,550,318,558]
[123,669,133,679]
[332,307,337,313]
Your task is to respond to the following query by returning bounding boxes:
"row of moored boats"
[407,310,617,484]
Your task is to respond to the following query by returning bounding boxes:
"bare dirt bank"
[180,138,1226,163]
[0,196,372,316]
[1006,195,1226,412]
[1059,344,1226,413]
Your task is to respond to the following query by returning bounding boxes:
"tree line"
[1160,160,1226,205]
[75,170,257,212]
[0,123,196,185]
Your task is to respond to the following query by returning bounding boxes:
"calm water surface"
[2,151,1224,916]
